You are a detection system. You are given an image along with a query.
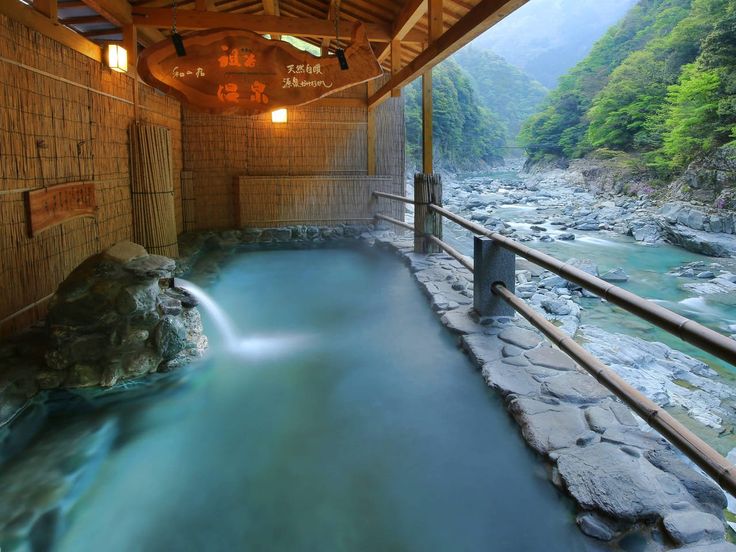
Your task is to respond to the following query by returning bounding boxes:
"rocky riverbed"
[431,161,736,447]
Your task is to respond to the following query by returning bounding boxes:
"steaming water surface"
[49,246,588,551]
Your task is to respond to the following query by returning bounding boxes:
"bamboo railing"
[372,182,736,497]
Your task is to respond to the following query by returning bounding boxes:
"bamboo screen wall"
[182,86,405,230]
[0,15,182,336]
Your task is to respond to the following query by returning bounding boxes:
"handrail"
[373,191,417,205]
[429,203,736,368]
[373,191,736,497]
[492,283,736,496]
[375,213,414,232]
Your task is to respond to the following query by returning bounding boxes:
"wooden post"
[474,236,515,317]
[422,0,443,174]
[367,80,376,175]
[414,173,442,253]
[391,39,402,97]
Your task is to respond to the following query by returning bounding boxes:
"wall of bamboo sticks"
[0,15,182,336]
[182,83,405,229]
[235,175,394,226]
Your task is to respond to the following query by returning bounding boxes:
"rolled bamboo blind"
[129,123,179,257]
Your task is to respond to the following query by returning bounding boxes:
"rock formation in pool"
[41,241,207,388]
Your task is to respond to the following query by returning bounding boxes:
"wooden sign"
[137,23,383,115]
[25,182,97,237]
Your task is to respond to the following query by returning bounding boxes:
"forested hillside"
[404,52,547,170]
[405,60,505,170]
[520,0,736,176]
[454,49,548,140]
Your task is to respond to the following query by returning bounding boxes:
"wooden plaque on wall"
[137,23,382,115]
[25,182,97,237]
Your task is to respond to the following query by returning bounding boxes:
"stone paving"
[364,228,736,551]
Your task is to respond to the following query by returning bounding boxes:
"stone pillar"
[473,236,515,317]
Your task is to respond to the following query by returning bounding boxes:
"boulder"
[557,442,697,522]
[600,267,629,282]
[663,511,725,545]
[44,242,207,388]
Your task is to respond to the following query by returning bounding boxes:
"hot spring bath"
[2,245,589,551]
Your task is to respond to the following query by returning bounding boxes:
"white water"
[176,279,309,359]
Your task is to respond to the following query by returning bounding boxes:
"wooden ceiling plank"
[370,0,528,108]
[131,7,398,42]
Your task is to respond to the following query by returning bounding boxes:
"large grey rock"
[675,543,736,552]
[44,242,207,388]
[576,512,618,541]
[461,334,504,366]
[663,511,725,545]
[557,442,696,521]
[600,267,629,282]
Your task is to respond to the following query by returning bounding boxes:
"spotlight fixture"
[336,49,349,71]
[171,32,186,57]
[271,109,288,123]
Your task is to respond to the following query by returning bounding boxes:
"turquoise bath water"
[30,245,591,551]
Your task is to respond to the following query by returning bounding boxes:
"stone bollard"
[473,236,515,317]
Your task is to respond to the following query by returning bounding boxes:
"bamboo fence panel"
[234,175,393,227]
[130,123,179,257]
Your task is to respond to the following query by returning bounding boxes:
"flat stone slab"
[601,426,669,451]
[541,371,612,404]
[498,327,543,349]
[510,396,588,454]
[557,442,695,522]
[441,309,484,335]
[524,346,577,371]
[676,542,736,552]
[482,362,542,397]
[664,511,725,545]
[103,241,147,264]
[461,334,504,366]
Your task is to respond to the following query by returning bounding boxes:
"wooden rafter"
[320,0,336,55]
[262,0,281,39]
[370,0,529,108]
[377,0,427,64]
[131,7,426,42]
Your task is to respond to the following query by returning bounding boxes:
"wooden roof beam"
[370,0,528,108]
[131,7,426,43]
[377,0,427,64]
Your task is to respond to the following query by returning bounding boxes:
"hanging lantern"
[106,44,128,73]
